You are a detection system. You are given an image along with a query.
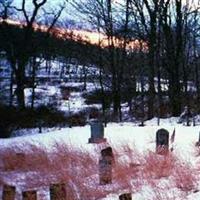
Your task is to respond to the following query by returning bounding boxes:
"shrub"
[83,90,112,108]
[0,105,67,137]
[66,112,86,127]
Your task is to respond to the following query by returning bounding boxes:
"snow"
[60,91,101,113]
[1,58,200,199]
[1,119,200,199]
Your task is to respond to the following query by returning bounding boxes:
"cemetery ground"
[1,121,200,199]
[1,62,200,199]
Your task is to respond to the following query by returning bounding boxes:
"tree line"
[0,0,200,123]
[72,0,200,122]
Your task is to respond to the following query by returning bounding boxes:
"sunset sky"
[8,0,200,47]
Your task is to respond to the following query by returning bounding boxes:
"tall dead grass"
[0,143,198,199]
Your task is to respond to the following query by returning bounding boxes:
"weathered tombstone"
[2,185,16,200]
[156,129,169,154]
[89,119,106,143]
[119,193,132,200]
[22,190,37,200]
[99,147,113,185]
[101,147,113,158]
[50,183,67,200]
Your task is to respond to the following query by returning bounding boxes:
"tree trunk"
[147,42,156,119]
[9,68,14,106]
[31,57,37,109]
[15,60,26,109]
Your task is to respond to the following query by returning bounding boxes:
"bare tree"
[72,0,136,121]
[1,0,65,109]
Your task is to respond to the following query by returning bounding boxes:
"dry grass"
[1,144,49,172]
[0,143,199,199]
[112,144,142,192]
[172,161,197,192]
[143,151,175,179]
[0,142,109,199]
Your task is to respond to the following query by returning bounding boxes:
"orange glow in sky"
[0,18,146,51]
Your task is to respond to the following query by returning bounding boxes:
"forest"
[0,0,200,136]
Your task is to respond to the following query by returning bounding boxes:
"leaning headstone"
[50,183,67,200]
[119,193,132,200]
[2,185,16,200]
[89,119,106,143]
[99,147,113,185]
[22,190,37,200]
[156,129,169,154]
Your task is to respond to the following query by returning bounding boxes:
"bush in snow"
[0,105,68,138]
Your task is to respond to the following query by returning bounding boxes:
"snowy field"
[0,118,200,199]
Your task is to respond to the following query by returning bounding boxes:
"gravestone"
[50,183,67,200]
[119,193,132,200]
[89,120,106,143]
[22,190,37,200]
[156,129,169,154]
[99,147,113,185]
[2,185,16,200]
[101,147,113,158]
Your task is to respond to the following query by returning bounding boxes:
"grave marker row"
[87,121,179,156]
[2,185,36,200]
[2,184,67,200]
[2,184,132,200]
